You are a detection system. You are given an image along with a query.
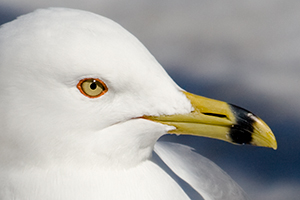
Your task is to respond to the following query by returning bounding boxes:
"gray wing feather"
[154,142,250,200]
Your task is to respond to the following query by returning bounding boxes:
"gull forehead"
[0,8,166,78]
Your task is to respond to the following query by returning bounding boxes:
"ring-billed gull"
[0,8,276,200]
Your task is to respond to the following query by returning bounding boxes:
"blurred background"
[0,1,299,199]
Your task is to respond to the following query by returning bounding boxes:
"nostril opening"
[202,113,228,119]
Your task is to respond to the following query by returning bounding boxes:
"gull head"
[0,8,276,170]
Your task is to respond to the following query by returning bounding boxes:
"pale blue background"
[1,1,299,199]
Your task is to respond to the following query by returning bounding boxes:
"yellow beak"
[145,91,277,150]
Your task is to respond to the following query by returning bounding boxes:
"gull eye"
[77,78,108,98]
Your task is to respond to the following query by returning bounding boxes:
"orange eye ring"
[77,78,108,98]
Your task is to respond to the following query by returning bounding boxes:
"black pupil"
[90,82,97,90]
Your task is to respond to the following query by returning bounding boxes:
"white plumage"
[0,8,276,200]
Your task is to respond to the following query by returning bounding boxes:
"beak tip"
[252,130,277,150]
[270,137,278,150]
[229,104,277,150]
